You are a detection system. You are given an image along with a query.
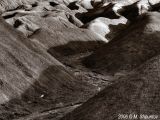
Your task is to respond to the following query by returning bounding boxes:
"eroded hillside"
[0,0,160,120]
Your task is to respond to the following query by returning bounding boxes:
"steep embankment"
[0,17,95,120]
[61,45,160,120]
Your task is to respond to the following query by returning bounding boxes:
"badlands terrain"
[0,0,160,120]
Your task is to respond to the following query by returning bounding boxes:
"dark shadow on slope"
[67,2,79,10]
[75,2,140,24]
[118,2,139,21]
[13,19,23,28]
[49,2,59,7]
[0,65,95,120]
[105,22,130,41]
[3,12,17,19]
[75,3,120,24]
[149,2,160,12]
[47,40,105,59]
[31,2,38,7]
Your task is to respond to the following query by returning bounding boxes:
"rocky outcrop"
[2,0,106,51]
[82,16,128,41]
[84,12,160,74]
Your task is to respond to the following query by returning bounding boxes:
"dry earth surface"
[0,0,160,120]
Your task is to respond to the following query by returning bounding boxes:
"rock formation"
[84,12,160,74]
[0,0,160,120]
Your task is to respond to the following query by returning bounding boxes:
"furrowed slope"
[2,1,107,60]
[0,0,38,12]
[0,17,95,120]
[61,49,160,120]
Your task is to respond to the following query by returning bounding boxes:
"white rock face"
[137,0,151,14]
[112,3,124,16]
[84,16,128,41]
[79,0,93,9]
[149,0,160,5]
[86,18,109,42]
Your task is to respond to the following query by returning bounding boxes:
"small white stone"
[40,94,44,98]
